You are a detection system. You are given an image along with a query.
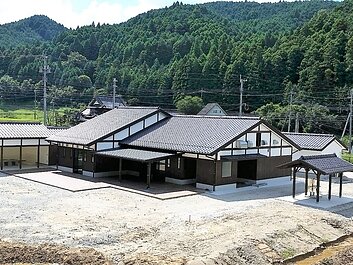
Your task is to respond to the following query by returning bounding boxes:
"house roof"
[0,122,63,139]
[96,148,175,162]
[121,115,261,155]
[47,107,162,146]
[283,132,345,151]
[198,103,227,115]
[89,96,126,109]
[278,154,353,175]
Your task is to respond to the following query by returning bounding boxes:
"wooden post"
[305,168,309,196]
[147,162,151,189]
[316,173,321,203]
[0,139,3,170]
[118,158,122,182]
[339,172,343,198]
[328,174,332,200]
[37,139,41,168]
[19,139,23,169]
[292,168,296,198]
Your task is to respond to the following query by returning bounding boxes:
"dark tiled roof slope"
[97,148,174,162]
[283,132,340,150]
[96,96,126,109]
[302,154,353,175]
[0,123,62,139]
[122,115,260,155]
[47,107,160,145]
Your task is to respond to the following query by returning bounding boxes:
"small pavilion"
[279,154,353,202]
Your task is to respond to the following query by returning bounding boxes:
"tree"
[176,96,203,114]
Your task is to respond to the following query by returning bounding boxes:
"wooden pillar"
[328,174,333,200]
[316,173,321,203]
[339,172,343,198]
[37,139,40,168]
[292,168,297,198]
[0,139,3,170]
[19,139,23,169]
[305,168,309,196]
[118,158,122,182]
[147,162,151,189]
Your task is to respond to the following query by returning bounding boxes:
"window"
[156,160,166,171]
[166,159,170,168]
[83,152,87,162]
[91,155,95,163]
[62,148,66,158]
[177,157,181,169]
[221,161,232,178]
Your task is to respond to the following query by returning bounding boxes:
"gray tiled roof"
[96,148,174,162]
[121,115,260,155]
[90,96,126,109]
[198,103,226,115]
[0,122,62,139]
[283,132,341,150]
[47,107,160,145]
[280,154,353,175]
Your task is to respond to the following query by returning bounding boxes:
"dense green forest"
[0,15,66,48]
[0,0,351,132]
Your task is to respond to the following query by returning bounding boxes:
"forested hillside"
[0,15,66,48]
[0,0,348,131]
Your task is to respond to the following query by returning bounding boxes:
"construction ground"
[1,169,353,264]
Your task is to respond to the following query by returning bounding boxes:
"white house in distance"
[283,132,346,160]
[197,103,227,116]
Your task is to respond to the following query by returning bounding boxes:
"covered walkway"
[96,148,175,188]
[279,154,353,202]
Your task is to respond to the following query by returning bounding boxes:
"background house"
[197,103,227,116]
[283,132,346,160]
[79,95,127,121]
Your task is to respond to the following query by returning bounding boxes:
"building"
[0,122,63,170]
[79,95,127,120]
[197,103,227,116]
[283,132,346,160]
[48,107,299,191]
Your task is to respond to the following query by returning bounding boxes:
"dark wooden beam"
[316,173,321,203]
[292,167,297,198]
[0,139,3,170]
[19,139,23,169]
[147,162,151,189]
[328,174,332,200]
[305,168,309,196]
[339,172,343,198]
[119,158,122,182]
[37,139,40,168]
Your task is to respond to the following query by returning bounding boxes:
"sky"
[0,0,273,28]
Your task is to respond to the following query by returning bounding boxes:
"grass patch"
[281,248,296,259]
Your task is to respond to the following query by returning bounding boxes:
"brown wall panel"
[196,159,215,185]
[256,155,291,180]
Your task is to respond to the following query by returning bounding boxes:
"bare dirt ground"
[1,171,353,264]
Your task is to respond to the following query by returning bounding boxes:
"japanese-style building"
[47,106,301,191]
[0,122,63,170]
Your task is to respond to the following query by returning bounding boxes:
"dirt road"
[1,172,353,264]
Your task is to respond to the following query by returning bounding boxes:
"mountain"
[0,15,67,48]
[0,1,343,113]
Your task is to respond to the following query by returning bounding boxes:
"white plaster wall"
[323,141,344,158]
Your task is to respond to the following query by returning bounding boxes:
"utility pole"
[34,89,37,120]
[39,56,50,125]
[287,89,293,132]
[239,75,246,116]
[294,112,299,133]
[349,89,353,154]
[113,78,117,108]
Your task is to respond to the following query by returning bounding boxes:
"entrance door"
[73,149,83,174]
[237,159,257,187]
[184,158,197,179]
